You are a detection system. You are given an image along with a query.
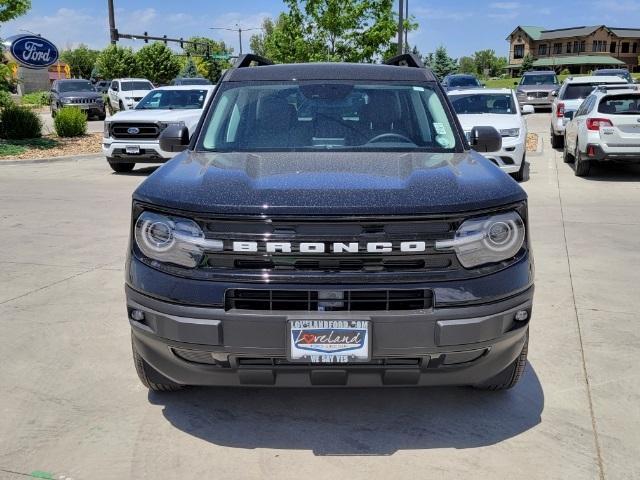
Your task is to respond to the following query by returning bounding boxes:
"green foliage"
[458,56,476,75]
[184,36,232,83]
[53,107,87,137]
[0,142,26,157]
[0,105,41,139]
[430,46,457,80]
[0,136,57,156]
[95,45,138,80]
[0,0,30,22]
[252,0,400,63]
[0,89,14,109]
[560,68,571,75]
[180,58,199,78]
[20,90,49,107]
[135,42,180,85]
[60,44,99,79]
[520,53,535,73]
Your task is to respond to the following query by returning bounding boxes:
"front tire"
[132,334,183,392]
[550,129,563,149]
[574,150,591,177]
[511,154,526,182]
[118,100,124,111]
[108,159,135,173]
[563,139,573,163]
[474,331,528,390]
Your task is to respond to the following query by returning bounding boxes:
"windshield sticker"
[433,122,447,135]
[412,86,425,91]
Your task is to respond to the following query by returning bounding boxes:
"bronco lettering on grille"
[231,241,427,253]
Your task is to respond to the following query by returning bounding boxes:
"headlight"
[435,211,525,268]
[61,98,72,104]
[500,128,520,137]
[158,121,185,131]
[134,211,223,268]
[516,90,525,96]
[103,121,110,138]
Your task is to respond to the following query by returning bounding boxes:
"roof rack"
[595,84,638,93]
[233,54,274,69]
[384,53,424,68]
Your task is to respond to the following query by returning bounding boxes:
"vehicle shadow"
[112,166,159,177]
[149,364,543,455]
[575,161,640,181]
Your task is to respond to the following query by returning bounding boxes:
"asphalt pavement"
[0,113,639,479]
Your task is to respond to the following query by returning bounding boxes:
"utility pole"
[107,0,117,44]
[404,0,409,53]
[397,0,404,55]
[211,25,262,56]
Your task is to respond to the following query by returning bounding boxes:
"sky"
[3,0,640,58]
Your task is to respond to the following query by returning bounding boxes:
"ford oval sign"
[6,35,59,69]
[127,127,140,135]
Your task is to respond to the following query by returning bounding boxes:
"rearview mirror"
[522,105,535,115]
[159,124,190,152]
[469,126,502,153]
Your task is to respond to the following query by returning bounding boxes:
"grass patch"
[20,90,50,107]
[0,137,59,157]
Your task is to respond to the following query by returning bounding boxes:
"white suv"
[107,78,154,111]
[550,75,627,148]
[103,85,216,172]
[563,85,640,177]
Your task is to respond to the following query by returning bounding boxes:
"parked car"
[102,85,215,172]
[441,74,483,92]
[93,80,110,94]
[593,68,632,83]
[515,70,559,109]
[125,54,533,392]
[107,78,154,111]
[449,88,533,181]
[50,79,106,120]
[550,75,628,148]
[563,85,640,176]
[170,77,212,86]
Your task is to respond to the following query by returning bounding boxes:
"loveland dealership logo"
[6,35,59,69]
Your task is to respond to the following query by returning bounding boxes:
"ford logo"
[7,35,58,69]
[127,127,140,135]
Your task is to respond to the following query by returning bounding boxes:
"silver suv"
[550,76,627,148]
[515,70,559,109]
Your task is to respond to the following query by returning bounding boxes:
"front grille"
[200,216,461,275]
[111,122,160,139]
[528,91,548,99]
[68,98,95,104]
[225,288,433,311]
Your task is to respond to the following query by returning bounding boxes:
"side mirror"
[159,124,190,152]
[469,126,502,153]
[563,110,575,121]
[522,105,535,115]
[551,90,558,97]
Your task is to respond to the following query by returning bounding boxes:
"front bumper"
[127,280,533,387]
[480,135,526,174]
[60,103,105,115]
[102,139,175,163]
[517,95,553,107]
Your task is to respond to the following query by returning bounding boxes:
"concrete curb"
[0,152,104,166]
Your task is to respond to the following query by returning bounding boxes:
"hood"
[517,84,557,92]
[60,90,101,99]
[110,108,201,122]
[133,151,526,216]
[122,90,151,98]
[456,114,521,132]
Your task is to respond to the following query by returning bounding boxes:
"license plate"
[288,320,370,363]
[125,145,140,154]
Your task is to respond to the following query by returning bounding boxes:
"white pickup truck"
[102,85,216,173]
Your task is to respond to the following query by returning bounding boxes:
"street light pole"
[397,0,404,55]
[210,25,263,56]
[107,0,117,44]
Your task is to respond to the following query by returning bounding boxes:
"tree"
[183,36,232,83]
[0,0,30,22]
[180,57,199,78]
[249,17,275,57]
[60,44,99,79]
[135,42,180,85]
[430,46,457,80]
[95,45,137,80]
[520,53,535,73]
[458,56,475,75]
[251,0,400,63]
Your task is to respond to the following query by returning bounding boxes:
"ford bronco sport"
[126,54,534,391]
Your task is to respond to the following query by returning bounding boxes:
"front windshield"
[200,82,458,152]
[449,93,516,115]
[121,81,153,91]
[449,76,480,88]
[59,81,94,92]
[136,89,208,110]
[520,74,558,86]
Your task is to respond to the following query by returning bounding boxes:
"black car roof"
[224,62,437,82]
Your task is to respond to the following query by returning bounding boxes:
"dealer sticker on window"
[288,320,370,363]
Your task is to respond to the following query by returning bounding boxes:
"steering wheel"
[366,133,415,144]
